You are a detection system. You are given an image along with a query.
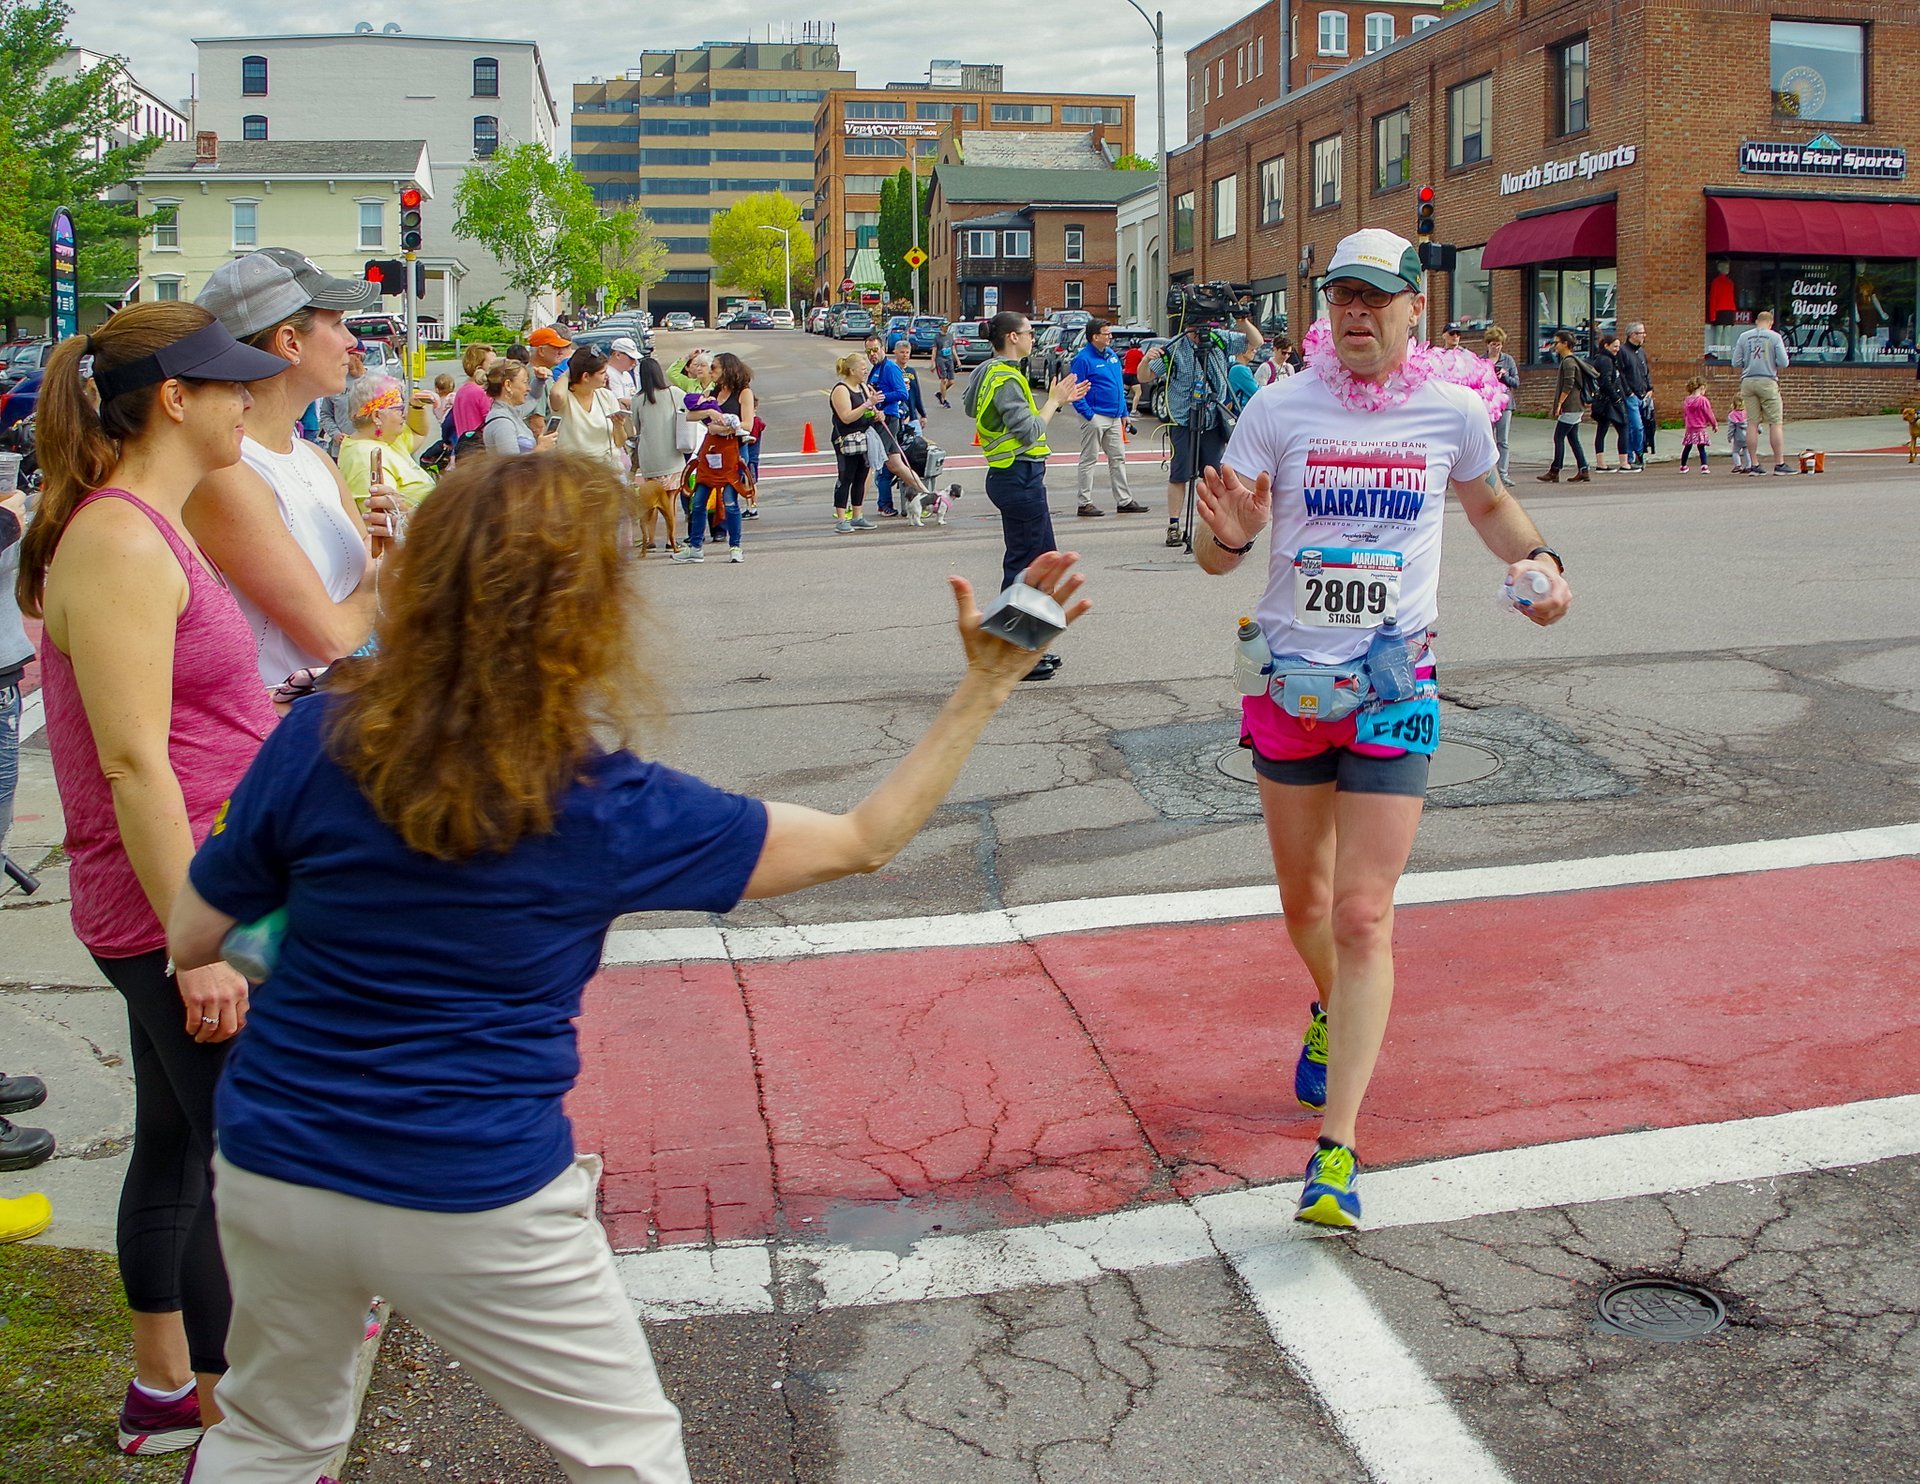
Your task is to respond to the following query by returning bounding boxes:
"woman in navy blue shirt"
[170,452,1088,1483]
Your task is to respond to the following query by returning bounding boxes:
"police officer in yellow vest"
[963,311,1090,681]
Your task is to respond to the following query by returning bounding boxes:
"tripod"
[1176,333,1232,555]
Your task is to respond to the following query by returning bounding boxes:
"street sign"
[410,347,427,380]
[983,285,1000,313]
[903,247,928,270]
[50,207,77,343]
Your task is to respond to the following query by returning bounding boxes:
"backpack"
[1572,356,1601,406]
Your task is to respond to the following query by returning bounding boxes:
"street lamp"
[758,224,793,313]
[1121,0,1168,333]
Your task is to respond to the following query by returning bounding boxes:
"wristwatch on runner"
[1527,545,1564,573]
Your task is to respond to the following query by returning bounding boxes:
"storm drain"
[1593,1279,1729,1342]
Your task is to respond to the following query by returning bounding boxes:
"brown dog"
[1903,407,1919,463]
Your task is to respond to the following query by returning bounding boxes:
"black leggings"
[1593,416,1623,455]
[94,948,231,1374]
[833,447,869,512]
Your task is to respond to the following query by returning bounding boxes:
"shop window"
[241,55,267,96]
[1770,21,1866,124]
[1702,258,1916,365]
[1374,108,1410,191]
[242,115,267,141]
[1259,156,1285,226]
[1449,75,1493,167]
[1555,37,1589,135]
[473,57,499,98]
[1312,135,1341,210]
[1452,245,1492,330]
[1173,191,1195,252]
[1528,262,1616,364]
[1212,176,1237,238]
[1319,13,1348,55]
[1365,14,1396,53]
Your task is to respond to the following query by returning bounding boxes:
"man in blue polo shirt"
[866,333,911,516]
[1070,320,1150,518]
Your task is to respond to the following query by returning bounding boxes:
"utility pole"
[909,142,922,318]
[1122,1,1168,333]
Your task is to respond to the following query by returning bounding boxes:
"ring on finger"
[200,1014,219,1024]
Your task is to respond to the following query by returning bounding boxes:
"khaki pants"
[1740,375,1784,433]
[197,1153,689,1484]
[1076,414,1132,506]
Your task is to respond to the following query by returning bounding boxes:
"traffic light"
[364,259,405,296]
[398,187,424,252]
[1416,185,1436,240]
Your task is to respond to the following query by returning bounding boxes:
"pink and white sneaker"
[117,1379,203,1455]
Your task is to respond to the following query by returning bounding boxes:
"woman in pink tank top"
[16,304,289,1455]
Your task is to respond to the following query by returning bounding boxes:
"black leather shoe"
[0,1116,55,1172]
[0,1074,47,1116]
[1019,653,1062,682]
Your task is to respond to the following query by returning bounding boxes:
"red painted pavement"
[571,858,1920,1250]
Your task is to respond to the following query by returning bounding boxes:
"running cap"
[528,326,573,348]
[197,247,380,340]
[1324,229,1423,296]
[609,336,642,359]
[93,319,292,404]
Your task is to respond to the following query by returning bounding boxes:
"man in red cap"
[525,325,573,436]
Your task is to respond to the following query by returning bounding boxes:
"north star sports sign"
[1738,134,1906,180]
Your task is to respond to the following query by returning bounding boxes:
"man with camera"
[1194,228,1571,1230]
[1147,291,1259,548]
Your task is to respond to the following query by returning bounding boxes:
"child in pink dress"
[1680,378,1718,471]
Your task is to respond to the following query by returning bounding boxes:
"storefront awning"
[1480,201,1617,269]
[1704,195,1920,258]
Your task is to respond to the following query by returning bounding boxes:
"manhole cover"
[1215,739,1502,790]
[1594,1280,1728,1342]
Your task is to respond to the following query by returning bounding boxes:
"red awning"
[1480,201,1618,269]
[1705,195,1920,258]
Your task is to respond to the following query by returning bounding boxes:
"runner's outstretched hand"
[948,551,1091,691]
[1505,558,1572,626]
[1197,463,1272,551]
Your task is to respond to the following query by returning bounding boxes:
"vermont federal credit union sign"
[1739,134,1906,180]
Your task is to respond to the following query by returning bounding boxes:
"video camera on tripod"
[1166,280,1254,334]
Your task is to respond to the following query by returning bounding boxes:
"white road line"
[610,1092,1920,1320]
[601,822,1920,966]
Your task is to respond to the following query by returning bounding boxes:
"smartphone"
[369,447,384,486]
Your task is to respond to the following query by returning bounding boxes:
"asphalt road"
[6,324,1919,1483]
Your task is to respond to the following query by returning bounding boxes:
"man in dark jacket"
[1618,324,1653,468]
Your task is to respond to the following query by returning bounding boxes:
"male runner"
[1196,228,1572,1229]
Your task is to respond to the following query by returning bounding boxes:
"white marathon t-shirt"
[1223,370,1498,665]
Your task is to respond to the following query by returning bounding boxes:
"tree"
[1114,153,1157,172]
[877,167,929,304]
[452,142,603,323]
[708,193,806,306]
[589,205,667,310]
[0,0,163,335]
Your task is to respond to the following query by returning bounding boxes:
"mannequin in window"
[1707,260,1736,325]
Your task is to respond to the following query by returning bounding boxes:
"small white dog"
[906,482,962,527]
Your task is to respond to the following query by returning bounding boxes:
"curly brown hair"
[325,452,658,860]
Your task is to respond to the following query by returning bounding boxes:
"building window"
[473,56,499,98]
[964,229,998,257]
[358,200,383,249]
[1556,37,1589,135]
[1107,280,1119,308]
[1312,135,1341,209]
[1771,21,1866,124]
[149,201,179,249]
[1064,280,1083,309]
[474,116,499,158]
[241,115,267,141]
[1173,191,1195,252]
[1259,156,1284,226]
[843,137,907,157]
[1212,175,1237,238]
[1065,226,1084,262]
[1237,47,1245,86]
[1374,108,1410,190]
[1003,230,1032,258]
[241,55,267,96]
[1412,14,1438,29]
[1527,263,1618,364]
[845,211,879,232]
[1258,36,1265,75]
[1318,12,1348,56]
[990,104,1053,124]
[1201,67,1209,106]
[1218,60,1225,94]
[843,175,891,193]
[1062,105,1124,126]
[1452,245,1492,329]
[231,200,257,249]
[845,100,907,120]
[1449,75,1493,167]
[1365,14,1396,53]
[917,101,977,122]
[150,276,182,301]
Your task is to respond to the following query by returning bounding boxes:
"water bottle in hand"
[1500,570,1551,613]
[1233,617,1272,696]
[221,907,288,982]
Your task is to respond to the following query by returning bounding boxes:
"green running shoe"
[1294,1002,1328,1111]
[1295,1139,1361,1230]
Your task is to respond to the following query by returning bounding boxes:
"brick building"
[1170,0,1920,417]
[813,75,1132,295]
[1187,0,1445,138]
[927,165,1153,320]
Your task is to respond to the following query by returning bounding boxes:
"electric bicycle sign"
[50,207,78,342]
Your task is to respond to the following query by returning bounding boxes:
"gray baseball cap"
[196,247,380,339]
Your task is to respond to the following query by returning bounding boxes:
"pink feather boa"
[1302,318,1511,422]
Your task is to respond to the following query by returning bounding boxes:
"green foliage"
[0,0,162,329]
[1114,153,1157,171]
[877,167,929,303]
[452,143,606,322]
[453,296,509,340]
[588,205,667,309]
[707,193,806,305]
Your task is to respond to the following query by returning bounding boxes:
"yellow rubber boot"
[0,1192,52,1243]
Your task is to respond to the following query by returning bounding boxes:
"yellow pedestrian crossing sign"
[903,247,928,270]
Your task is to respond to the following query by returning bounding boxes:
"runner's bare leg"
[1257,776,1337,1000]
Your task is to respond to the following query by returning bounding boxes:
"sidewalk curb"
[326,1299,391,1482]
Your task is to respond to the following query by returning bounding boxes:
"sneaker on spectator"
[118,1380,203,1455]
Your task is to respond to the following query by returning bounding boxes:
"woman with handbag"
[828,355,880,535]
[670,352,754,565]
[629,357,683,554]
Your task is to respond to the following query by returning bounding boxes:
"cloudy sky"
[75,1,1216,152]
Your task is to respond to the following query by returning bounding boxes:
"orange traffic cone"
[972,427,981,447]
[801,421,818,454]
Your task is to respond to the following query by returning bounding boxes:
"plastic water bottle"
[1365,617,1416,701]
[1501,571,1551,613]
[221,906,287,982]
[1233,616,1271,696]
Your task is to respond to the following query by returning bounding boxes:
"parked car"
[1052,309,1094,331]
[567,325,654,358]
[0,371,42,438]
[1,341,52,394]
[663,312,695,332]
[835,308,875,340]
[907,316,948,356]
[344,313,404,351]
[881,314,912,347]
[1030,323,1158,390]
[742,312,776,330]
[949,319,994,367]
[690,318,707,330]
[356,340,404,379]
[1022,324,1069,387]
[768,308,795,328]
